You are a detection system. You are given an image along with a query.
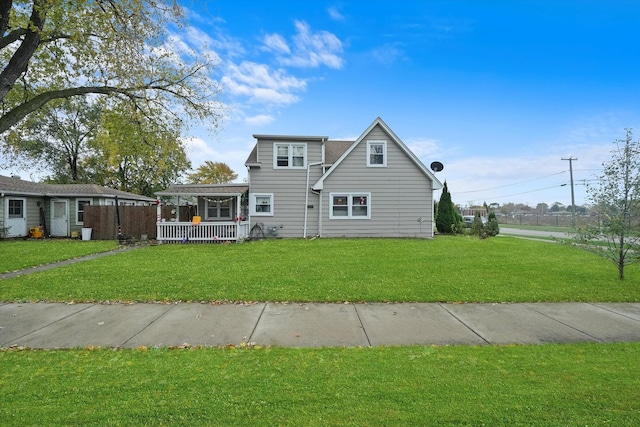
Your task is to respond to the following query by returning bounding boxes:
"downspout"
[246,166,251,238]
[312,188,322,237]
[303,161,323,238]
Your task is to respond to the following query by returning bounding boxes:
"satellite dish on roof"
[430,161,444,172]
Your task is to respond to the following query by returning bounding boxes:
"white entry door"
[4,198,27,237]
[50,199,69,237]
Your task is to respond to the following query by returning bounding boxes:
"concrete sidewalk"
[1,301,639,349]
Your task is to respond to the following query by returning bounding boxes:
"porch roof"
[156,183,249,197]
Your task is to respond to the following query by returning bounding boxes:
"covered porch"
[155,184,250,243]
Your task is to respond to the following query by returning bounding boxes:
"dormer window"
[367,141,386,167]
[274,143,306,168]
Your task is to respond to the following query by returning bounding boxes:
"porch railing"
[156,221,250,243]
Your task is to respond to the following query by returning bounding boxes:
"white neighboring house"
[0,175,155,238]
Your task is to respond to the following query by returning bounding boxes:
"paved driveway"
[500,227,570,240]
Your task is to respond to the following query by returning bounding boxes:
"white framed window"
[367,140,387,167]
[274,143,307,168]
[206,198,232,220]
[250,193,274,216]
[76,199,91,225]
[329,193,371,219]
[8,199,24,218]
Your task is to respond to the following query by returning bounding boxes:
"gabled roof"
[155,183,249,197]
[0,175,156,201]
[312,117,443,191]
[324,140,354,164]
[245,145,259,166]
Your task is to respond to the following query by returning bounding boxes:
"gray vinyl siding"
[249,139,324,238]
[321,126,435,238]
[26,197,44,229]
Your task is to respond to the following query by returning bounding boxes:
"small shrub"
[485,211,500,236]
[452,211,466,234]
[471,212,484,236]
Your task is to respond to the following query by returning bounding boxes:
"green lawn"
[1,237,638,303]
[2,237,639,425]
[0,239,119,274]
[1,343,639,426]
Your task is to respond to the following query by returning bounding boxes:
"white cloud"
[438,148,608,207]
[221,61,306,105]
[327,7,345,21]
[442,156,571,206]
[245,114,275,126]
[182,136,253,182]
[371,43,406,66]
[405,137,442,159]
[263,33,290,54]
[264,21,344,69]
[182,136,219,160]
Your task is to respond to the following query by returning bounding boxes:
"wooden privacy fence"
[84,206,191,240]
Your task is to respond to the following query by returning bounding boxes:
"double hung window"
[367,141,387,167]
[274,143,306,168]
[76,199,91,224]
[330,193,371,219]
[251,193,274,216]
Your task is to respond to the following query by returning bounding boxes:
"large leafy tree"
[2,96,102,182]
[573,129,640,280]
[87,102,191,196]
[0,0,221,136]
[187,160,237,184]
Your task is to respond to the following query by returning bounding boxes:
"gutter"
[303,161,323,238]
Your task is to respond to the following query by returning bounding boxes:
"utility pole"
[561,157,577,226]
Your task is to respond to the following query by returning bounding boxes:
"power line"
[456,183,568,201]
[456,171,567,194]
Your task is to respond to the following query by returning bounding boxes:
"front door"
[4,198,27,237]
[50,199,69,237]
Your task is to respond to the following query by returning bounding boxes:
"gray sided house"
[0,175,155,238]
[245,117,443,239]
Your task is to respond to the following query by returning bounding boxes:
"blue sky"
[6,1,640,207]
[179,0,640,208]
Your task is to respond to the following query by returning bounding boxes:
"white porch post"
[236,194,242,240]
[156,201,162,244]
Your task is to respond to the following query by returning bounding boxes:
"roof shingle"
[0,175,155,201]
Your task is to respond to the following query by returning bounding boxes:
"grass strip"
[1,343,639,426]
[0,240,119,274]
[1,237,638,303]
